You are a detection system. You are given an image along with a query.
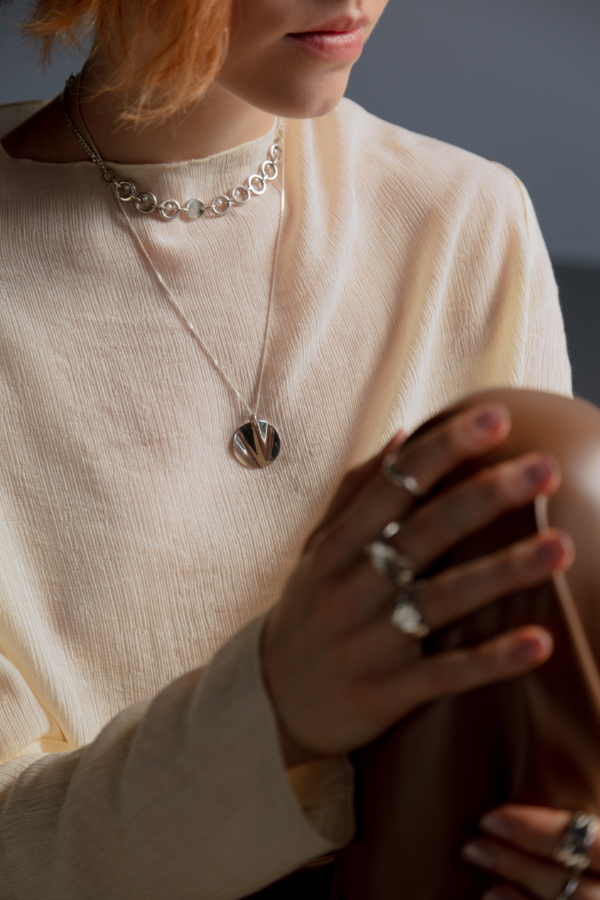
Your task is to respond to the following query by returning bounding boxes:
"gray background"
[1,0,600,398]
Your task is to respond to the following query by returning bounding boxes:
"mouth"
[286,14,369,62]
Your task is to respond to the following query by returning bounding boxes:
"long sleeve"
[0,615,353,900]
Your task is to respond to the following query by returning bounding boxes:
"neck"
[1,51,275,165]
[77,55,276,165]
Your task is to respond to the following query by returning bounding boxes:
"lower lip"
[287,28,364,61]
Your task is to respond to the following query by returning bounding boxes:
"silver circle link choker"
[60,73,283,222]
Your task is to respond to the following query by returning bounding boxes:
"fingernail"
[523,458,553,486]
[512,636,544,664]
[462,841,494,867]
[536,538,564,567]
[480,811,512,839]
[473,407,503,433]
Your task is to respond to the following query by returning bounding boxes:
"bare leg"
[335,388,600,900]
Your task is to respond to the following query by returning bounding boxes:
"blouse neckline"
[0,100,278,174]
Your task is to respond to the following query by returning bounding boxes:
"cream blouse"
[0,97,571,899]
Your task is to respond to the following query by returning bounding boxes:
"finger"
[462,837,600,900]
[420,529,574,630]
[390,452,561,572]
[324,616,421,681]
[396,403,511,496]
[305,431,406,551]
[480,806,600,873]
[314,403,512,574]
[329,528,572,634]
[377,626,554,720]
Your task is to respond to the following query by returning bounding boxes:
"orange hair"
[26,0,233,123]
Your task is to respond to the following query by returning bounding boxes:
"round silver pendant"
[232,418,281,469]
[185,199,205,220]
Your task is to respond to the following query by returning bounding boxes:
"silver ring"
[269,142,283,163]
[210,195,232,216]
[115,180,137,201]
[557,870,583,900]
[158,199,181,220]
[231,186,251,204]
[261,159,278,180]
[365,540,414,587]
[247,174,267,195]
[382,454,425,497]
[554,813,599,871]
[135,191,158,214]
[391,580,430,637]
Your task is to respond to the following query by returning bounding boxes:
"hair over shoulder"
[26,0,233,122]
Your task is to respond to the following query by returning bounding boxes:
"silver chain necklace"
[62,73,284,469]
[61,73,283,222]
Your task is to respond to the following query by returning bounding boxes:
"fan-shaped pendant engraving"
[232,418,281,469]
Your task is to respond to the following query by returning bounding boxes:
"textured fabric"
[0,97,571,899]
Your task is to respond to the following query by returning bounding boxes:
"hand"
[262,403,574,766]
[464,804,600,899]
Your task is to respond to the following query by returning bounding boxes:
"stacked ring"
[554,812,599,900]
[391,581,430,637]
[365,540,414,588]
[364,530,431,638]
[382,454,425,497]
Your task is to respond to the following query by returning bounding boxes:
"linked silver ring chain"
[60,74,283,222]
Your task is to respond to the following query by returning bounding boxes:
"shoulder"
[0,100,50,141]
[308,98,529,237]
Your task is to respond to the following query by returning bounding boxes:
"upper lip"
[290,14,370,34]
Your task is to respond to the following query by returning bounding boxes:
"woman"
[0,0,585,897]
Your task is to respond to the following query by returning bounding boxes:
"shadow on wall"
[554,264,600,407]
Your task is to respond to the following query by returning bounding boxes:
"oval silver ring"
[158,199,181,220]
[365,540,414,588]
[382,454,425,498]
[261,160,278,181]
[269,143,283,163]
[102,167,117,183]
[391,581,430,638]
[115,180,136,201]
[232,186,251,204]
[247,174,267,196]
[135,191,158,214]
[553,812,599,871]
[210,195,232,216]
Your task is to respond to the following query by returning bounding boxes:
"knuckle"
[433,419,475,467]
[470,467,523,518]
[473,469,506,506]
